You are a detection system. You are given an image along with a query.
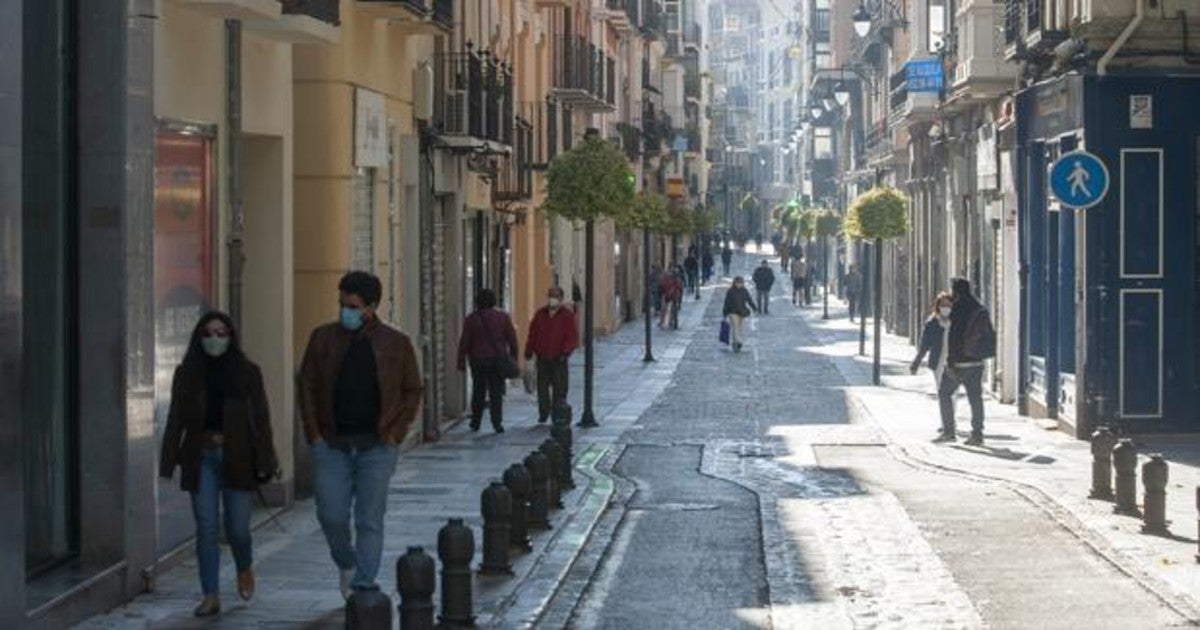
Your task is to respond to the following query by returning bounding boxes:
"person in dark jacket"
[299,271,425,600]
[457,289,519,433]
[751,260,776,314]
[940,278,993,445]
[683,253,699,290]
[723,276,758,351]
[701,249,715,285]
[160,311,278,617]
[912,292,953,379]
[525,286,579,423]
[844,263,863,322]
[720,246,733,276]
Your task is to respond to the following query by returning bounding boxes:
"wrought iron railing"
[551,36,614,106]
[433,46,513,145]
[519,100,560,167]
[494,118,534,201]
[281,0,340,24]
[1004,0,1020,45]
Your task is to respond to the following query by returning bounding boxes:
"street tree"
[844,187,910,385]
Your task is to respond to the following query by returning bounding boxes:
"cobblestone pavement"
[550,252,1191,629]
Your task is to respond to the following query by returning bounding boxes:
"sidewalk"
[800,299,1200,622]
[77,284,719,629]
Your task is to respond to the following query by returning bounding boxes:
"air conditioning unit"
[443,89,468,135]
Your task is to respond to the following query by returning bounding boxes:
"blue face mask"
[340,306,365,331]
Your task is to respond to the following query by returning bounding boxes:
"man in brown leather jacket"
[299,271,423,599]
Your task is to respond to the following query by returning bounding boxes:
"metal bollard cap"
[396,546,436,596]
[438,518,476,563]
[481,480,513,518]
[503,463,533,494]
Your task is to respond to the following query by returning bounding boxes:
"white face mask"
[938,306,952,318]
[548,298,561,309]
[202,335,230,357]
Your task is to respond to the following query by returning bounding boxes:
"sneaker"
[965,432,984,446]
[339,568,356,600]
[932,432,956,443]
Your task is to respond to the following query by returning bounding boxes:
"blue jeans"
[311,440,399,590]
[190,447,254,596]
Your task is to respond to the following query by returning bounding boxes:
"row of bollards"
[1088,427,1185,544]
[369,402,578,629]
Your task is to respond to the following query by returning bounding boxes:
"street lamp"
[833,82,851,107]
[809,101,825,121]
[852,3,872,37]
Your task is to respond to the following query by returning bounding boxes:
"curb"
[806,311,1200,624]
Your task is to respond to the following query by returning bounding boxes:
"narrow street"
[549,254,1190,629]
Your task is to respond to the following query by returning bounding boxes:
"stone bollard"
[503,463,533,552]
[1112,439,1141,516]
[524,451,553,530]
[479,481,514,576]
[346,586,393,629]
[539,439,567,509]
[396,546,436,630]
[1088,425,1117,500]
[551,402,576,490]
[437,518,476,625]
[1140,455,1169,535]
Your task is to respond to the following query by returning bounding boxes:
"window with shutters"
[352,167,376,271]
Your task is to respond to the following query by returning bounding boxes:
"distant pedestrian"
[723,276,758,352]
[701,250,715,284]
[720,246,733,276]
[845,263,862,322]
[525,287,579,423]
[939,278,997,446]
[684,252,699,290]
[299,271,424,600]
[457,289,519,433]
[911,291,953,388]
[649,264,664,315]
[751,260,776,314]
[659,268,684,330]
[790,257,808,306]
[159,311,279,617]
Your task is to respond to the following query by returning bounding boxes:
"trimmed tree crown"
[844,187,909,240]
[542,137,635,221]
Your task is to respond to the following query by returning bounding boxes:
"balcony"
[519,100,562,169]
[550,36,616,112]
[684,22,701,52]
[681,125,701,155]
[176,0,280,20]
[433,47,514,153]
[493,118,534,202]
[604,0,636,32]
[947,1,1015,103]
[642,102,671,157]
[244,0,340,44]
[640,0,664,37]
[359,0,453,32]
[684,71,701,103]
[864,119,893,164]
[1003,0,1066,60]
[888,58,940,126]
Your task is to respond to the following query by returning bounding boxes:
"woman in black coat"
[160,311,278,617]
[722,276,758,352]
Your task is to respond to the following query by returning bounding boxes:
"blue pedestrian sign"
[1049,150,1109,209]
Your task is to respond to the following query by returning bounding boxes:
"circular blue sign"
[1049,150,1110,209]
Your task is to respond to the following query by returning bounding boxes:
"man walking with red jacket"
[525,286,579,423]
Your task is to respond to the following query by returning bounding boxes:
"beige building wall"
[154,2,298,493]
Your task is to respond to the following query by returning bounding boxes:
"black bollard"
[1113,439,1141,516]
[503,463,533,552]
[524,451,553,530]
[1141,455,1169,535]
[438,518,476,626]
[539,439,567,509]
[1088,425,1117,500]
[396,546,436,630]
[1195,486,1199,563]
[346,586,393,629]
[550,414,576,490]
[479,481,514,576]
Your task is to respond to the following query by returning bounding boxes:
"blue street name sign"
[1049,150,1109,209]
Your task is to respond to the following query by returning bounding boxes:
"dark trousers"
[469,360,506,428]
[756,289,771,313]
[847,293,859,321]
[536,356,569,421]
[938,364,985,434]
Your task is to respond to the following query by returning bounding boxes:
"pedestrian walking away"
[684,252,699,291]
[525,287,580,423]
[649,264,664,315]
[720,245,733,276]
[844,263,863,322]
[723,276,758,352]
[701,249,715,285]
[751,260,776,314]
[160,311,280,618]
[299,271,424,600]
[659,268,684,330]
[938,278,997,446]
[457,289,519,433]
[790,257,808,307]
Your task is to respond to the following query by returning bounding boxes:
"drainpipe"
[1097,0,1145,76]
[225,19,245,327]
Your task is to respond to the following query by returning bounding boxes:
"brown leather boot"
[237,569,255,601]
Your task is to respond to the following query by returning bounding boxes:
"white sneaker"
[340,568,356,600]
